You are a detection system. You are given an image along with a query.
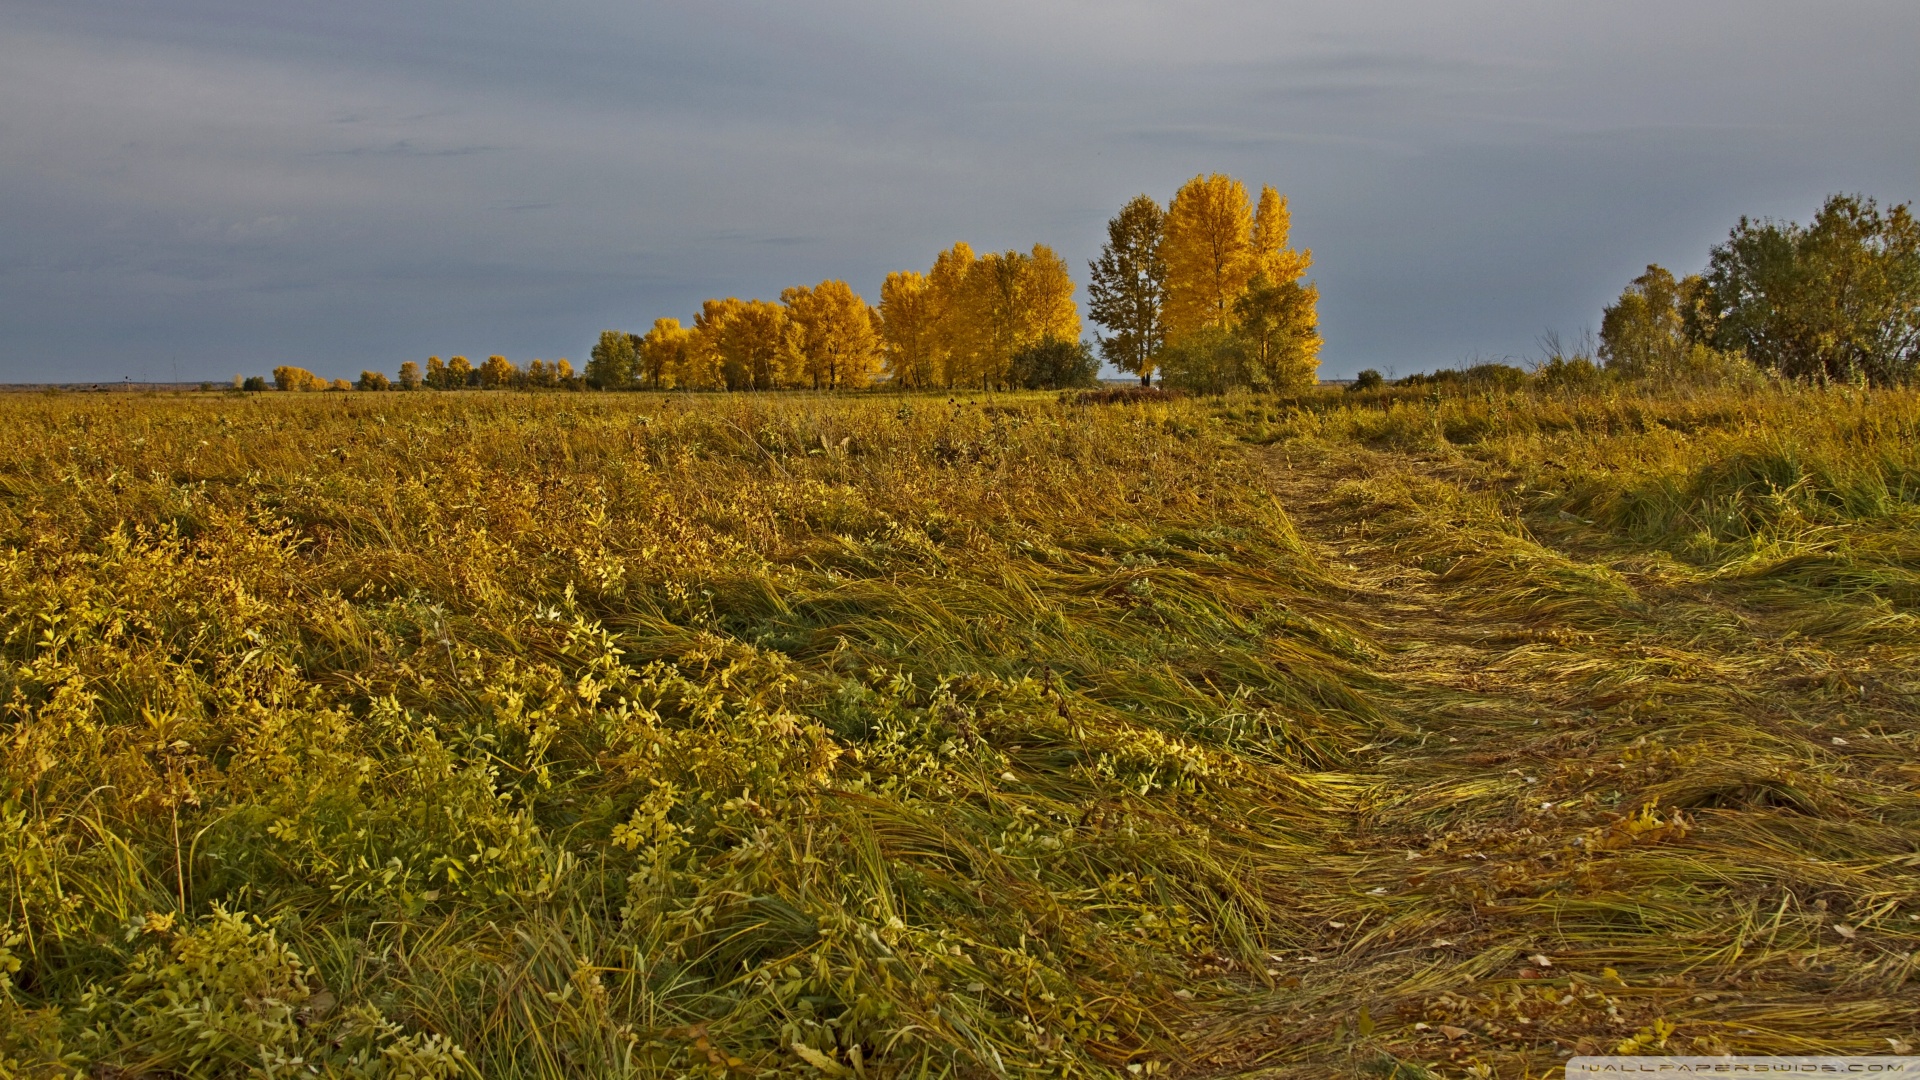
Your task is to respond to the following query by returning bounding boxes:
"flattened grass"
[0,383,1916,1078]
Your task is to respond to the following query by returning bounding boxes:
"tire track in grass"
[1185,445,1920,1079]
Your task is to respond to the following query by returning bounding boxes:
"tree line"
[249,358,579,393]
[583,243,1088,392]
[241,171,1322,394]
[1600,193,1919,385]
[583,171,1320,393]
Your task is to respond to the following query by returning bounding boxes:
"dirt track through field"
[1185,447,1920,1079]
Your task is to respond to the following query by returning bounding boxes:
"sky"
[2,1,1916,383]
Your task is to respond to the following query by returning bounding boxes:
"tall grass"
[1,384,1916,1078]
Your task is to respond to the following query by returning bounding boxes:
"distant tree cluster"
[1086,174,1321,392]
[244,357,577,392]
[1601,194,1919,385]
[270,366,351,392]
[587,245,1087,392]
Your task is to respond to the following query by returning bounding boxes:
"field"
[1,382,1917,1078]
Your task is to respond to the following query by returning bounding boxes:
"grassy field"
[0,382,1916,1078]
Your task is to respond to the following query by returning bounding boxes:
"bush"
[1009,336,1099,390]
[1074,385,1185,405]
[1158,326,1248,395]
[1351,369,1384,392]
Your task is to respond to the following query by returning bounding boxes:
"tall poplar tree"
[1087,194,1168,385]
[1251,186,1312,291]
[782,279,883,389]
[958,245,1081,388]
[878,271,937,388]
[639,318,692,389]
[1161,173,1255,341]
[700,299,789,390]
[928,242,978,387]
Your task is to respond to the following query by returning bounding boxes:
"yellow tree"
[1251,185,1312,287]
[447,355,474,388]
[425,356,447,388]
[688,299,741,390]
[272,365,327,392]
[783,279,883,389]
[877,271,938,388]
[639,318,693,389]
[397,360,422,390]
[1024,243,1081,344]
[697,298,789,390]
[928,242,978,387]
[1162,173,1255,340]
[958,245,1081,387]
[480,355,518,388]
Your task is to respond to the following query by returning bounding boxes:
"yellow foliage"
[640,318,693,390]
[877,270,937,388]
[271,365,329,392]
[781,279,882,389]
[1251,185,1312,287]
[929,241,977,387]
[1162,173,1255,340]
[695,297,791,390]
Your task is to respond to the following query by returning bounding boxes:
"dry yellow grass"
[0,382,1914,1078]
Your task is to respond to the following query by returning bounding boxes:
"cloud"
[0,0,1915,380]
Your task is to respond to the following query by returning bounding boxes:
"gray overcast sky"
[3,1,1916,382]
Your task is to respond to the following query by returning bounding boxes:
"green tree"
[1087,195,1168,386]
[585,332,636,390]
[1156,325,1247,394]
[1231,271,1320,391]
[1599,265,1689,377]
[1008,336,1099,390]
[1702,194,1920,383]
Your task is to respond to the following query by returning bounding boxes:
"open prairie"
[2,384,1917,1078]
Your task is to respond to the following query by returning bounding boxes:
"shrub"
[1009,336,1100,389]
